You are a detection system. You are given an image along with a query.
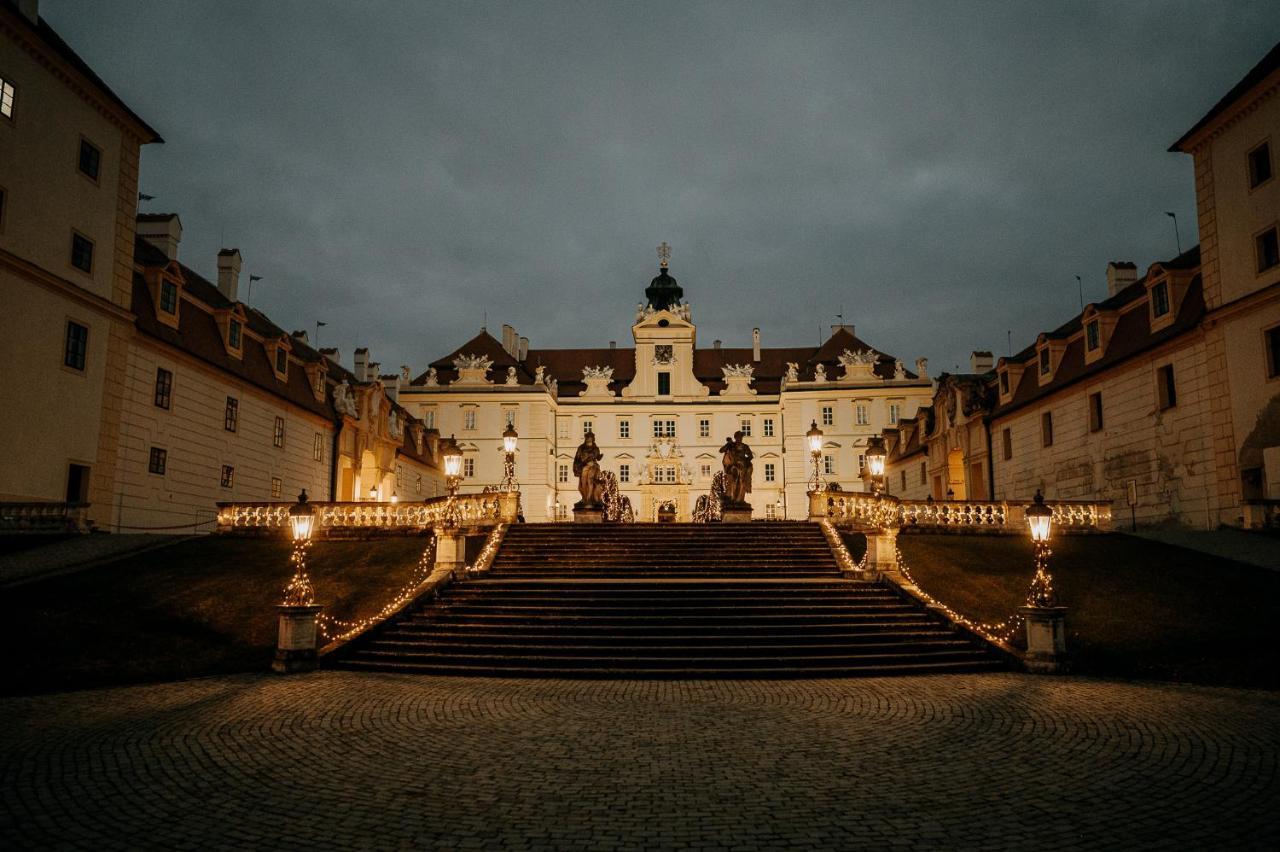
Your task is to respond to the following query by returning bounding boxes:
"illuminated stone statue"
[573,431,604,508]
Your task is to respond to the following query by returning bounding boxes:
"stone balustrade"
[216,492,519,534]
[811,491,1111,533]
[0,502,91,533]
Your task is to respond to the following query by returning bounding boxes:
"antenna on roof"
[1007,330,1012,356]
[482,310,487,332]
[1165,211,1182,255]
[1075,275,1083,313]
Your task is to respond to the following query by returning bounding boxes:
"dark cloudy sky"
[48,1,1279,375]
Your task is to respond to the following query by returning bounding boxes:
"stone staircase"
[330,522,1007,678]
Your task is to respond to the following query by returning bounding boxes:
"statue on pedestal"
[573,431,604,509]
[719,431,754,507]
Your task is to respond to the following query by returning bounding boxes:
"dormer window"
[159,280,178,314]
[657,372,671,396]
[1038,348,1051,376]
[228,318,242,349]
[999,371,1010,395]
[1151,281,1170,318]
[275,347,287,374]
[1086,320,1100,352]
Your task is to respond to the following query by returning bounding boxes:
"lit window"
[275,348,287,374]
[698,418,710,438]
[1150,281,1170,318]
[700,464,711,479]
[823,455,835,475]
[558,464,569,483]
[764,463,775,483]
[78,139,101,181]
[0,78,14,118]
[1257,226,1279,273]
[855,403,869,426]
[463,409,477,430]
[64,321,88,371]
[71,233,94,273]
[653,419,676,438]
[313,432,324,461]
[889,404,900,424]
[619,419,630,439]
[271,477,282,498]
[220,464,235,488]
[1088,392,1104,433]
[224,397,239,432]
[662,465,677,483]
[657,372,671,395]
[273,416,285,448]
[1002,428,1012,460]
[1157,364,1177,410]
[619,464,630,483]
[228,318,242,349]
[1038,347,1051,376]
[153,367,172,409]
[821,405,833,426]
[1086,320,1100,352]
[463,458,475,477]
[739,419,751,436]
[148,447,166,475]
[763,418,774,437]
[1041,412,1054,447]
[159,281,178,314]
[1248,141,1272,189]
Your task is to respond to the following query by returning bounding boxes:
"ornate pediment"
[838,348,879,382]
[720,363,756,398]
[580,365,616,399]
[452,353,493,386]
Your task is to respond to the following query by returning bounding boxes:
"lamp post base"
[273,604,323,673]
[1020,605,1067,673]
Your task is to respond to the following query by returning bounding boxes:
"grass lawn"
[898,532,1280,690]
[0,535,434,696]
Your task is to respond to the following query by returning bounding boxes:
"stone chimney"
[752,328,761,362]
[136,214,182,261]
[16,1,38,24]
[609,340,616,350]
[518,337,529,361]
[216,249,242,302]
[713,339,721,350]
[353,347,369,382]
[830,324,856,337]
[320,348,340,366]
[1106,261,1138,297]
[368,362,381,382]
[969,351,994,373]
[291,330,309,346]
[502,324,516,356]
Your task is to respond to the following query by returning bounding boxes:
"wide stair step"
[329,522,1007,678]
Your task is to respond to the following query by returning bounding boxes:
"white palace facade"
[398,254,933,522]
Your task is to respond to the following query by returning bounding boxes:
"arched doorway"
[946,448,967,500]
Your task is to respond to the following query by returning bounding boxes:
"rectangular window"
[619,419,630,439]
[1265,326,1280,379]
[220,464,235,488]
[271,477,282,499]
[78,138,101,181]
[463,458,475,478]
[463,409,477,430]
[228,318,242,348]
[739,419,751,437]
[557,419,569,439]
[1257,226,1279,273]
[63,321,88,370]
[821,405,833,426]
[273,416,285,448]
[662,465,677,484]
[153,367,173,409]
[70,232,94,273]
[700,463,712,479]
[763,418,774,437]
[313,432,324,461]
[1038,347,1051,376]
[159,280,178,314]
[889,404,900,425]
[999,372,1009,395]
[657,372,671,395]
[505,409,516,428]
[224,397,239,432]
[148,447,166,475]
[901,470,907,490]
[653,419,676,438]
[1248,141,1272,189]
[858,454,865,474]
[0,77,13,118]
[823,455,835,476]
[764,462,775,483]
[1086,320,1100,352]
[1151,281,1170,317]
[1041,412,1054,448]
[919,461,927,485]
[275,348,287,374]
[424,410,436,430]
[698,418,710,438]
[1157,364,1178,409]
[583,420,593,436]
[558,464,569,484]
[1002,428,1012,461]
[855,403,869,426]
[1088,392,1104,432]
[619,464,630,483]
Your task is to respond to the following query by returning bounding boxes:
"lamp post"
[274,490,322,673]
[806,420,824,493]
[1021,489,1066,673]
[865,435,887,495]
[440,434,464,526]
[500,424,519,492]
[436,435,466,575]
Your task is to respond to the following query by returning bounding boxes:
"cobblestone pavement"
[1,672,1277,850]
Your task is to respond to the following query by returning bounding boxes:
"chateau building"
[398,250,932,522]
[884,42,1280,529]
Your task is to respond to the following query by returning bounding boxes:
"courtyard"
[2,671,1276,850]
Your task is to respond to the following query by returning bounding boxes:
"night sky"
[46,1,1280,375]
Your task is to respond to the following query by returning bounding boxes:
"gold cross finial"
[657,242,671,269]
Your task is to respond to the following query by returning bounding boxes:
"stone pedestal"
[498,491,521,523]
[435,529,465,574]
[1020,606,1067,673]
[573,506,604,523]
[721,505,753,523]
[864,528,900,580]
[807,491,828,521]
[273,604,323,673]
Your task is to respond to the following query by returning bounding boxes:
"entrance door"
[66,464,89,504]
[946,449,967,500]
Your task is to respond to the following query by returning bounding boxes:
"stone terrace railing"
[0,502,91,533]
[814,492,1111,533]
[216,492,519,534]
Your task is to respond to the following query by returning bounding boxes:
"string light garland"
[1026,541,1057,607]
[316,534,438,642]
[280,539,315,606]
[893,545,1025,645]
[819,520,863,574]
